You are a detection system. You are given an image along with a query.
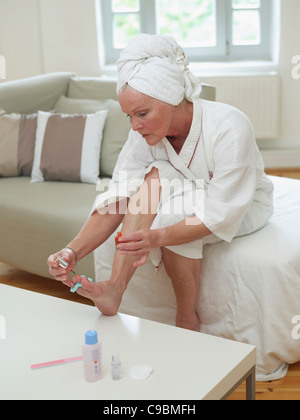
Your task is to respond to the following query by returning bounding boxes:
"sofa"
[1,72,300,381]
[0,72,215,279]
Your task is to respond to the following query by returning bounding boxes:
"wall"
[38,0,100,76]
[259,0,300,165]
[272,0,300,150]
[0,0,299,163]
[0,0,100,79]
[0,0,42,79]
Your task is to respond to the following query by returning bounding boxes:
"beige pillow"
[31,110,107,184]
[0,113,37,177]
[54,96,131,177]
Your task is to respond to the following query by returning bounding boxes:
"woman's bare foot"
[74,276,125,316]
[176,311,200,332]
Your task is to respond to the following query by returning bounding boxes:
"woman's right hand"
[47,248,77,287]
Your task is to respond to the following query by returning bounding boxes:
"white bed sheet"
[94,175,300,381]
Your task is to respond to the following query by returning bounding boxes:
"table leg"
[246,366,256,400]
[221,365,256,400]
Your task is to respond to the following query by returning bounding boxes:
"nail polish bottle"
[111,349,122,380]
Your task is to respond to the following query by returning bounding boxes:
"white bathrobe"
[92,99,274,266]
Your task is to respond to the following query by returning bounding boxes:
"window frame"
[226,0,273,60]
[100,0,273,65]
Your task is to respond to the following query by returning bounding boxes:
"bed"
[94,175,300,381]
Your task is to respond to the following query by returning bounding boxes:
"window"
[100,0,274,64]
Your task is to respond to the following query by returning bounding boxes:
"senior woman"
[47,34,273,331]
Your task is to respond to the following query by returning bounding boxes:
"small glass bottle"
[111,349,122,380]
[82,330,102,382]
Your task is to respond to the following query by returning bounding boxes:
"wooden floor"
[1,168,300,400]
[1,260,300,401]
[265,167,300,180]
[0,262,93,306]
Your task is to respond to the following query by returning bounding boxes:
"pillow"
[54,96,131,177]
[31,110,107,184]
[0,113,37,177]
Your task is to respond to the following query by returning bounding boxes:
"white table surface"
[0,284,255,400]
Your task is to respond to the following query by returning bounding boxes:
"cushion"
[31,110,107,184]
[0,113,37,177]
[54,96,131,177]
[67,77,119,101]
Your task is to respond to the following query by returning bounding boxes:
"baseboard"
[260,149,300,168]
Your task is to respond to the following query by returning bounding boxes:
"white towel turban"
[116,34,202,106]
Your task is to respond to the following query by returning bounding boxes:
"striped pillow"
[0,113,37,177]
[31,110,107,184]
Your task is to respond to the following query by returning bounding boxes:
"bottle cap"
[56,256,69,269]
[85,330,98,345]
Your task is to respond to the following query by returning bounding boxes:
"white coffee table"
[0,284,255,401]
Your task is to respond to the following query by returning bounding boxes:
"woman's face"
[118,86,174,146]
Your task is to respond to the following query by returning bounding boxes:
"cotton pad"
[128,364,153,381]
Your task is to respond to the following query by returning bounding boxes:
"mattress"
[94,175,300,381]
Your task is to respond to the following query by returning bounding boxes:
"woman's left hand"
[116,229,160,267]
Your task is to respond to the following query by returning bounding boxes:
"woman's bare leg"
[76,167,161,314]
[77,167,201,331]
[162,247,201,331]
